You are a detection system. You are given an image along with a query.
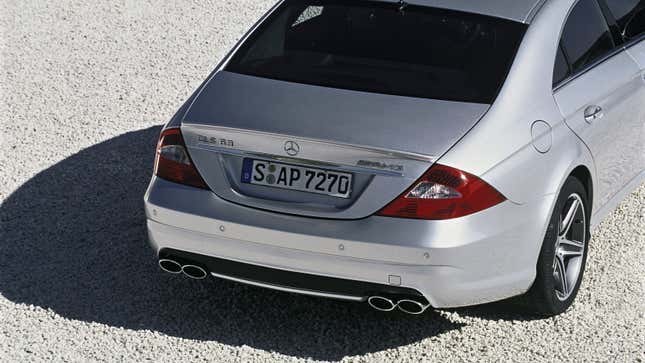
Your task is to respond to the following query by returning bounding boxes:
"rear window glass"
[226,0,527,104]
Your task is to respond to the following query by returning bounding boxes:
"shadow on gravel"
[0,127,465,361]
[445,299,544,322]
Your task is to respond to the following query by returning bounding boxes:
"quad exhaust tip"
[181,264,207,280]
[368,295,430,315]
[159,259,182,274]
[158,258,207,280]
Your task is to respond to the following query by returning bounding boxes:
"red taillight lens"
[154,128,208,189]
[377,164,506,220]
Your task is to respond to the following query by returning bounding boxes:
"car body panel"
[182,71,489,158]
[438,0,583,202]
[626,38,645,68]
[554,51,644,209]
[181,123,437,219]
[145,176,554,308]
[438,0,644,220]
[181,71,489,218]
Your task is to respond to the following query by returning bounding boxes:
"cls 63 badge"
[197,135,234,148]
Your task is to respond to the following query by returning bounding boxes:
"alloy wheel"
[553,193,587,301]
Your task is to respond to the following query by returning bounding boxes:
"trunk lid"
[181,71,488,219]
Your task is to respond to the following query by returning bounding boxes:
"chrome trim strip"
[182,123,435,178]
[210,272,367,302]
[184,123,435,161]
[191,144,407,177]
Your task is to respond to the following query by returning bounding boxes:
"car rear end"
[144,0,541,309]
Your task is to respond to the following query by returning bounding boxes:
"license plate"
[241,159,352,198]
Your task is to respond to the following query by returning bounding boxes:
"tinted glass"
[226,0,527,104]
[561,0,615,74]
[553,45,570,86]
[605,0,645,38]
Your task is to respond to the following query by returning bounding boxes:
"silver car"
[145,0,645,316]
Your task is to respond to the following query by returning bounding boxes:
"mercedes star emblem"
[284,140,300,156]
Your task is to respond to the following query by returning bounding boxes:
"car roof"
[379,0,547,23]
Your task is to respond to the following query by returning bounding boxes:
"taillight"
[377,164,505,220]
[154,128,208,189]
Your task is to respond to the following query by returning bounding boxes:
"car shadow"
[444,299,546,322]
[0,126,466,361]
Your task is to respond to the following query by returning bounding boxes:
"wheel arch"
[569,165,594,215]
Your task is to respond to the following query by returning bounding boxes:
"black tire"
[523,176,591,316]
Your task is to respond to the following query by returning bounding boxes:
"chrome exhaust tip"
[397,299,430,315]
[159,259,182,274]
[367,296,430,315]
[367,296,397,312]
[181,264,208,280]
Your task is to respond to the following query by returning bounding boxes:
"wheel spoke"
[560,198,580,237]
[559,239,584,257]
[559,239,584,249]
[554,254,569,296]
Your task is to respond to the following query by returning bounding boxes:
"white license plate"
[241,159,352,198]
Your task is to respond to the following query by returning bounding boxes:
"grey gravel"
[1,1,644,362]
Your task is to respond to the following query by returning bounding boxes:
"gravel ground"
[1,1,644,362]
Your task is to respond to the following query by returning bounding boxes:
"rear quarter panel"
[439,0,594,207]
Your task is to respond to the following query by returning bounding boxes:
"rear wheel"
[524,177,590,316]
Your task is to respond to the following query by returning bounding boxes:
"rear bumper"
[144,177,555,308]
[158,247,424,302]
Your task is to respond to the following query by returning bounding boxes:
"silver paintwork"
[145,0,645,308]
[627,37,645,68]
[209,271,365,302]
[181,71,483,219]
[554,51,644,210]
[438,0,644,212]
[146,177,552,308]
[183,71,487,160]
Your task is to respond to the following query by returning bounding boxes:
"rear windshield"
[226,0,527,104]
